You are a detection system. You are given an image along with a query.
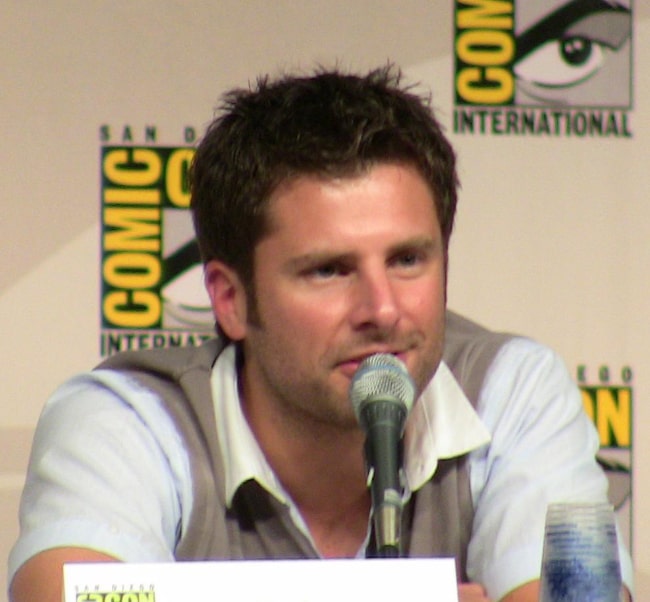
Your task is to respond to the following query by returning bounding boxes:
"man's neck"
[277,439,372,558]
[241,390,371,557]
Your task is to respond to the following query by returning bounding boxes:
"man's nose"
[350,267,400,331]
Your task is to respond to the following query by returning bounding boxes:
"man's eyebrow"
[516,0,631,62]
[284,237,439,271]
[386,236,439,256]
[284,250,355,272]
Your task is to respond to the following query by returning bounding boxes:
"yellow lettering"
[456,30,514,66]
[456,67,513,104]
[103,290,161,328]
[103,149,162,187]
[103,253,161,289]
[596,388,630,447]
[104,208,161,252]
[457,0,513,29]
[581,389,595,422]
[104,188,160,205]
[166,148,194,208]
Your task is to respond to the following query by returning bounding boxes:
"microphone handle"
[363,400,406,557]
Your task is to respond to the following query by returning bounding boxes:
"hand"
[458,582,491,601]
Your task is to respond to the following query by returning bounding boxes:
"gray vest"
[99,311,512,580]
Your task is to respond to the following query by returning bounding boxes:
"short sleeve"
[8,370,193,581]
[466,338,633,599]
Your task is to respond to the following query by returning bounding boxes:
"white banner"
[64,558,458,602]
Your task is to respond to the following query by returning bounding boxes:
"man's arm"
[467,338,634,597]
[9,374,187,602]
[499,580,539,601]
[10,547,119,602]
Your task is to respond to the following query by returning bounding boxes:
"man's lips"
[337,358,365,378]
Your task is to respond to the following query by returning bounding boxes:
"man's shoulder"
[443,310,517,367]
[445,310,514,344]
[96,337,226,379]
[443,310,521,407]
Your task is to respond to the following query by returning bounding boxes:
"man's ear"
[204,260,248,341]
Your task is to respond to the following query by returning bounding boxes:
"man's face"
[238,162,447,430]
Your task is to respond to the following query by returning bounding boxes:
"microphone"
[350,353,415,558]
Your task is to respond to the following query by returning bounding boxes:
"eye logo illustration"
[161,239,213,329]
[515,0,632,107]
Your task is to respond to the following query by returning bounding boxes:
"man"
[8,66,633,602]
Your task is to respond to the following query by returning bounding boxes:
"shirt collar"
[211,345,292,506]
[403,361,491,491]
[211,345,491,505]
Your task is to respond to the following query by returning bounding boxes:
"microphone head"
[349,353,416,426]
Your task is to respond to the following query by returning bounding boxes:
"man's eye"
[394,252,421,267]
[310,264,344,279]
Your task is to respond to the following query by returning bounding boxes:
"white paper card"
[64,557,458,602]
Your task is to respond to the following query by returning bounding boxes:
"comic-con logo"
[76,590,154,602]
[100,142,214,356]
[453,0,632,136]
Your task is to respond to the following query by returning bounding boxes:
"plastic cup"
[539,502,622,602]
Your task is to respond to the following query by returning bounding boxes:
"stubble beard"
[241,286,444,437]
[242,288,361,433]
[254,353,361,437]
[244,329,443,441]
